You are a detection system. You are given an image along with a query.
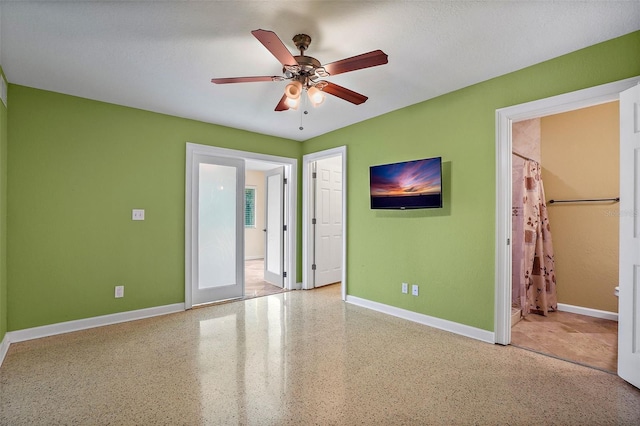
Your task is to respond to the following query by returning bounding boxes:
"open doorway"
[509,103,619,372]
[495,76,640,388]
[244,160,288,300]
[303,146,347,300]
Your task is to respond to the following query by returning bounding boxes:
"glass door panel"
[192,154,244,305]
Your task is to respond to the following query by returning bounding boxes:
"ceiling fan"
[211,29,388,111]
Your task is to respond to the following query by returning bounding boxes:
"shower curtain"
[513,159,558,316]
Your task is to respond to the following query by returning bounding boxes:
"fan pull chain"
[299,106,303,131]
[299,93,308,131]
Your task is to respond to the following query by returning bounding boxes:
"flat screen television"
[369,157,442,209]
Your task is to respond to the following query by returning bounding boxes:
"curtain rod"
[512,151,538,163]
[548,197,620,204]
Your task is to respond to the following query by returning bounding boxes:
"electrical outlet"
[402,282,408,294]
[115,285,124,298]
[411,284,419,296]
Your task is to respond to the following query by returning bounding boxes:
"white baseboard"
[345,295,495,344]
[244,256,264,261]
[6,303,185,345]
[0,334,9,367]
[557,303,618,321]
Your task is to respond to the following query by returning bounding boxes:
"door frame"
[494,76,640,345]
[302,146,347,301]
[185,142,298,309]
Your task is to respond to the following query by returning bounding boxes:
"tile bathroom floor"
[244,258,286,299]
[511,310,618,373]
[2,285,638,425]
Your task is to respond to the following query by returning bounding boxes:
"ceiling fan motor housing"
[289,34,327,83]
[284,55,324,87]
[294,55,320,73]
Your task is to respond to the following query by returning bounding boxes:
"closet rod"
[548,197,620,204]
[512,151,537,163]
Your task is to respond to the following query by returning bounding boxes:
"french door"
[189,154,245,305]
[264,167,284,287]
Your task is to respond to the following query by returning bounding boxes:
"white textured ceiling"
[1,1,639,142]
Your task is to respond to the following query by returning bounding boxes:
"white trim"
[6,303,185,344]
[185,143,298,307]
[496,76,640,122]
[494,108,513,345]
[244,256,264,261]
[495,76,640,345]
[346,295,495,344]
[0,334,9,367]
[302,146,347,301]
[557,303,618,322]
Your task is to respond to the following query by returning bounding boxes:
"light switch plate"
[132,209,145,220]
[115,285,124,298]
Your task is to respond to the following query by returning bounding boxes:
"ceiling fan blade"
[321,82,368,105]
[211,76,281,84]
[275,94,290,111]
[251,29,298,67]
[323,50,388,76]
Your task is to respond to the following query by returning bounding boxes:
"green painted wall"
[0,66,7,342]
[304,31,640,331]
[7,86,301,331]
[5,31,639,334]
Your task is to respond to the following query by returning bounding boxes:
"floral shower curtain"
[513,159,558,316]
[512,157,525,307]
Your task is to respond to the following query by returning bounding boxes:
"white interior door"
[264,167,284,287]
[618,84,640,389]
[190,154,245,305]
[313,156,343,287]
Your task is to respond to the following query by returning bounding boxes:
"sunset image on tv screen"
[370,157,442,209]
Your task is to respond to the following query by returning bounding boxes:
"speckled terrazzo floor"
[2,284,639,425]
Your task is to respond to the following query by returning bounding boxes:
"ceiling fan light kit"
[284,95,299,110]
[211,29,388,112]
[307,86,325,107]
[285,80,302,99]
